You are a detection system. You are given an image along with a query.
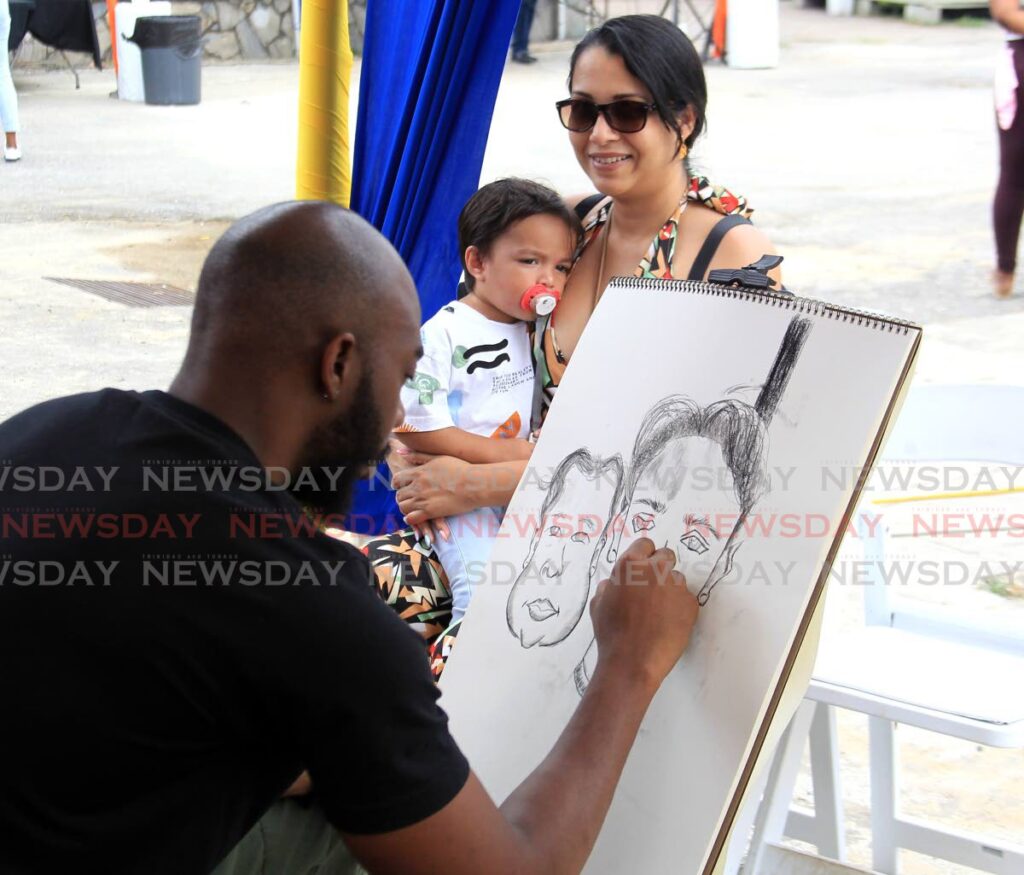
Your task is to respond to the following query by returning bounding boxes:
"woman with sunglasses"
[381,15,781,666]
[536,14,778,422]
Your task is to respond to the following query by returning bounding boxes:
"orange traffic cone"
[711,0,727,60]
[107,0,119,73]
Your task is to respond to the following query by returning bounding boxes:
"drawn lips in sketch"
[573,316,813,697]
[506,449,624,649]
[519,558,568,622]
[525,598,559,622]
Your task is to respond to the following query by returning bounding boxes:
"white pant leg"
[434,507,502,623]
[0,0,20,134]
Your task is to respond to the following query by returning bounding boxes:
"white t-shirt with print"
[398,298,534,625]
[399,299,533,440]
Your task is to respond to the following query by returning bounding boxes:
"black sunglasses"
[555,97,659,134]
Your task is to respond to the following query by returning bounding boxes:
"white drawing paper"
[440,279,919,875]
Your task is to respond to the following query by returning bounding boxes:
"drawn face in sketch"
[607,311,814,606]
[507,449,623,648]
[572,400,770,696]
[621,433,749,599]
[574,317,812,696]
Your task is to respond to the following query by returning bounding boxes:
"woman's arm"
[392,456,529,526]
[991,0,1024,34]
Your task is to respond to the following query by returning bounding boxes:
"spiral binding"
[609,276,920,336]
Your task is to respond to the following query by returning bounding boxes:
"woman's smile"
[589,152,632,172]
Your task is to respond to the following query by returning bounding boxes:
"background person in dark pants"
[990,0,1024,297]
[511,0,537,63]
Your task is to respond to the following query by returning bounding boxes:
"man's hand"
[341,543,700,875]
[590,537,699,692]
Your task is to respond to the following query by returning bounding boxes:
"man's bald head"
[187,201,419,372]
[171,202,424,504]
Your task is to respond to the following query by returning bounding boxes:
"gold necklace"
[550,210,612,365]
[590,209,612,314]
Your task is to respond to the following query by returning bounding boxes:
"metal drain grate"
[45,278,195,308]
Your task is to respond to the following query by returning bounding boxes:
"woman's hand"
[386,436,435,485]
[393,456,478,526]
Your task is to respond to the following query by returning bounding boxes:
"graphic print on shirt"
[448,390,465,428]
[398,300,533,441]
[406,372,443,405]
[453,339,511,374]
[490,412,522,439]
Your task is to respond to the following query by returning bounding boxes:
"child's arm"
[397,428,533,465]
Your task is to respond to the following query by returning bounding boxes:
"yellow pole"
[296,0,353,206]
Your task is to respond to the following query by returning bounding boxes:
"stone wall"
[527,0,711,44]
[13,0,300,67]
[183,0,297,61]
[10,0,676,69]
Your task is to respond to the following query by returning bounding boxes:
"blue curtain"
[347,0,522,535]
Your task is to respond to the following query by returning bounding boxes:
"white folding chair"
[743,385,1024,874]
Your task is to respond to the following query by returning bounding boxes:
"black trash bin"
[129,16,202,106]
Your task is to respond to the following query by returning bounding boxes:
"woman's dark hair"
[458,178,582,291]
[568,14,707,151]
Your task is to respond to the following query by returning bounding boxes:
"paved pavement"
[1,3,1021,871]
[3,5,1022,426]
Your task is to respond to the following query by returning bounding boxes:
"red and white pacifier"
[519,283,561,316]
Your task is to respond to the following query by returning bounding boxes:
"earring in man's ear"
[322,392,331,402]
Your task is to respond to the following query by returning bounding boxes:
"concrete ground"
[2,1,1022,872]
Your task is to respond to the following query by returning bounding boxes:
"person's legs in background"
[511,0,537,64]
[993,42,1024,297]
[0,0,22,161]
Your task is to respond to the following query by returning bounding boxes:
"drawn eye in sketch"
[506,449,624,649]
[679,530,709,555]
[631,511,656,533]
[574,316,813,697]
[678,514,719,556]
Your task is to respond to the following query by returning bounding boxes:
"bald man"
[0,202,699,875]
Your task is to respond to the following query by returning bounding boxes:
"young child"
[396,178,580,623]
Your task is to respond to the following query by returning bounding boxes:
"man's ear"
[464,245,487,284]
[320,332,359,403]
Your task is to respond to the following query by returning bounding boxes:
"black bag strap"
[573,193,608,221]
[687,214,752,281]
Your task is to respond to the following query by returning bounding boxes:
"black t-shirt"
[0,390,469,874]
